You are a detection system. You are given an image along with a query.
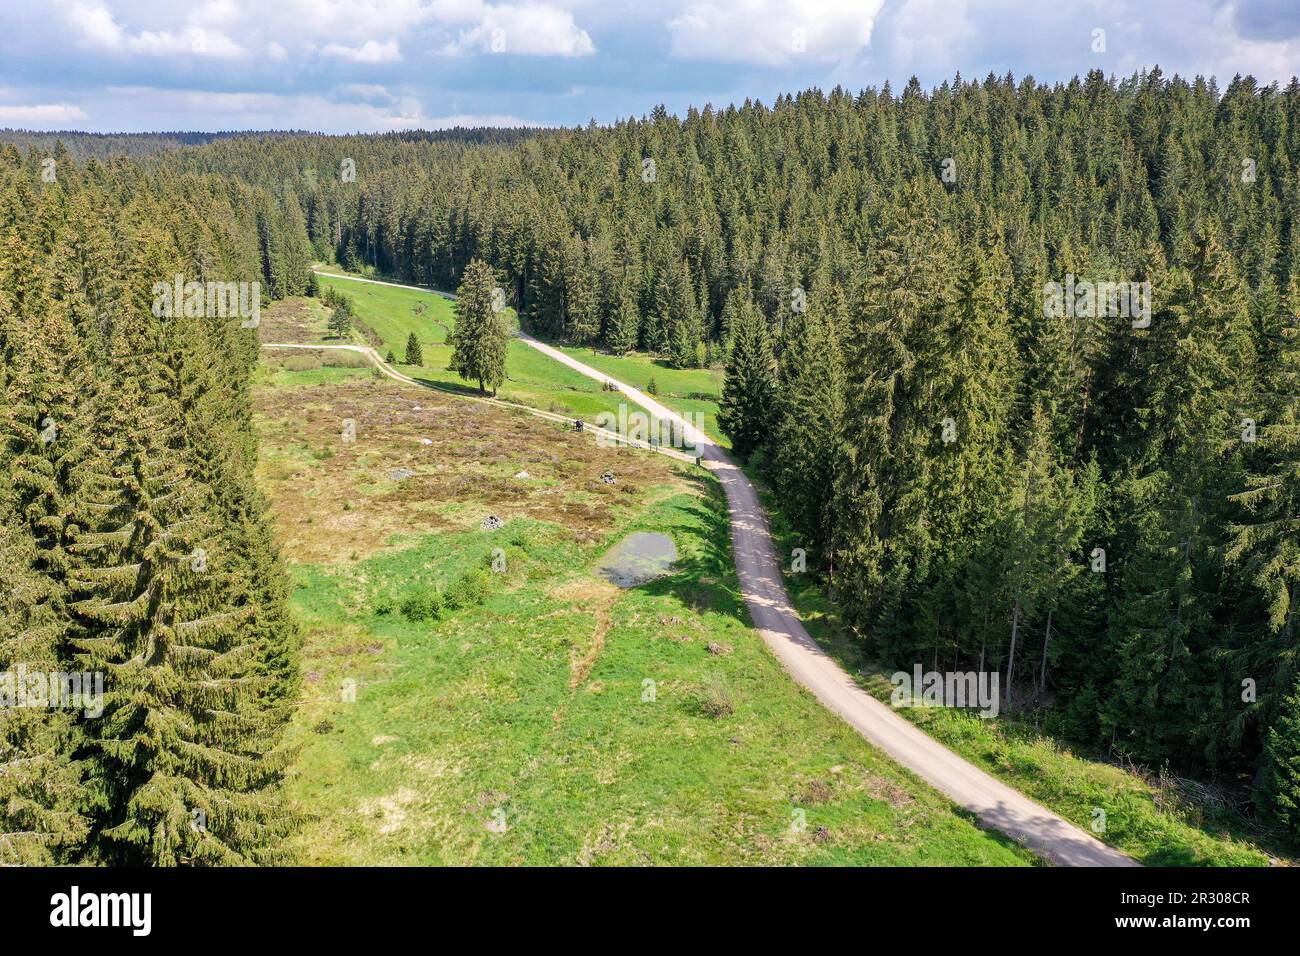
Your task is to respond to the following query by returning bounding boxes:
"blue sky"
[1,0,1299,132]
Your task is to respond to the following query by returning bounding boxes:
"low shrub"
[694,674,734,718]
[445,567,492,610]
[322,350,371,369]
[283,353,322,372]
[400,587,446,622]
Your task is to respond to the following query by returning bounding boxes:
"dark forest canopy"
[0,143,305,864]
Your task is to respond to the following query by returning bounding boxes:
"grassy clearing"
[254,367,1035,866]
[306,269,726,445]
[310,273,643,422]
[315,273,456,346]
[271,268,1269,866]
[555,345,727,449]
[747,469,1293,867]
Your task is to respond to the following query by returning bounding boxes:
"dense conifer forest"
[0,145,307,863]
[3,67,1300,858]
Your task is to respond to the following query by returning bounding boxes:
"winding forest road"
[306,269,1138,867]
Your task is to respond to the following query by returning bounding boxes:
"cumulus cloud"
[63,0,244,57]
[322,39,404,62]
[57,0,596,62]
[101,85,541,130]
[441,3,596,57]
[666,0,883,66]
[0,103,90,125]
[13,0,1300,135]
[1230,0,1300,42]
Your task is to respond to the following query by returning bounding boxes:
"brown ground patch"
[259,296,332,343]
[550,577,623,689]
[254,372,688,564]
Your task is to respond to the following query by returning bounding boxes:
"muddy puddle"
[595,531,678,588]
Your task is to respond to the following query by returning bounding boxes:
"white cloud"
[68,0,127,49]
[57,0,597,63]
[322,39,404,62]
[0,103,90,125]
[338,83,395,101]
[423,112,544,127]
[666,0,884,66]
[442,3,596,57]
[63,1,244,58]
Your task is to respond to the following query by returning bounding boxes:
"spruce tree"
[67,228,294,866]
[449,258,508,395]
[716,288,774,460]
[0,293,94,863]
[607,288,639,355]
[1105,228,1254,759]
[1263,677,1300,839]
[328,300,352,340]
[404,331,423,367]
[770,273,846,558]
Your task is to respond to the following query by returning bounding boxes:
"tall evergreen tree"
[404,331,423,366]
[717,288,774,459]
[449,258,508,395]
[770,274,846,559]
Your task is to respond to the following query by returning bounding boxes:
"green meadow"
[251,357,1034,865]
[313,269,726,444]
[273,267,1289,868]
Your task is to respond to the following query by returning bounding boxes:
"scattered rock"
[413,405,422,411]
[481,514,504,531]
[706,641,732,656]
[389,467,415,481]
[420,438,433,445]
[514,470,530,479]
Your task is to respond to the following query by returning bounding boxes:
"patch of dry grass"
[254,374,688,564]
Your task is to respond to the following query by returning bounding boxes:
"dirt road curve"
[317,271,1139,867]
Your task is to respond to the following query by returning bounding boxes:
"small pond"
[595,532,678,588]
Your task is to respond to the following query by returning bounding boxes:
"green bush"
[445,567,492,610]
[399,587,445,622]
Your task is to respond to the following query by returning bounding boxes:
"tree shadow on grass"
[623,474,751,625]
[409,374,489,399]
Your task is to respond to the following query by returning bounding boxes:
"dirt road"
[314,271,1139,867]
